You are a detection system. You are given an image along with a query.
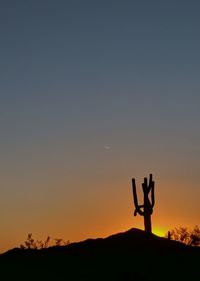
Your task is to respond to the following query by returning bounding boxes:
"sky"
[0,0,200,252]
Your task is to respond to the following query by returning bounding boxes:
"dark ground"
[0,228,199,280]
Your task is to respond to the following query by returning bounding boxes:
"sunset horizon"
[0,1,200,263]
[0,172,198,253]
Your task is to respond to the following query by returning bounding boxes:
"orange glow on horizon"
[153,227,167,237]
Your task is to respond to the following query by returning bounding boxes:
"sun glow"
[153,227,166,237]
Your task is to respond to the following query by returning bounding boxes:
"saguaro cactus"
[132,174,155,233]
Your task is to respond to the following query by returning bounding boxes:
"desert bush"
[20,234,70,249]
[54,238,70,246]
[166,225,200,246]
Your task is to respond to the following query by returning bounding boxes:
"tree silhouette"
[131,174,155,233]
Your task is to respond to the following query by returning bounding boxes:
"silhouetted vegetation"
[1,228,200,281]
[54,238,70,246]
[132,174,155,233]
[1,174,199,280]
[166,225,200,246]
[20,233,70,249]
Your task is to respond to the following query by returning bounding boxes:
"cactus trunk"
[144,213,152,233]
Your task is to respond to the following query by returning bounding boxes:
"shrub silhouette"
[166,225,200,246]
[54,238,70,246]
[190,225,200,246]
[20,234,70,249]
[20,233,37,249]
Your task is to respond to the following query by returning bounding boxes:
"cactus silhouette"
[131,174,155,233]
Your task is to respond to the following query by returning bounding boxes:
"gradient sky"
[0,0,200,252]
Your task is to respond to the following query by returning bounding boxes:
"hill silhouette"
[1,228,199,280]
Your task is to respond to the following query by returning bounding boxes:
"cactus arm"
[147,174,153,193]
[143,178,148,192]
[134,205,144,216]
[132,178,139,209]
[151,182,155,208]
[132,178,145,216]
[137,205,145,216]
[142,182,147,194]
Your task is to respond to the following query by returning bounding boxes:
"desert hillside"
[1,228,199,280]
